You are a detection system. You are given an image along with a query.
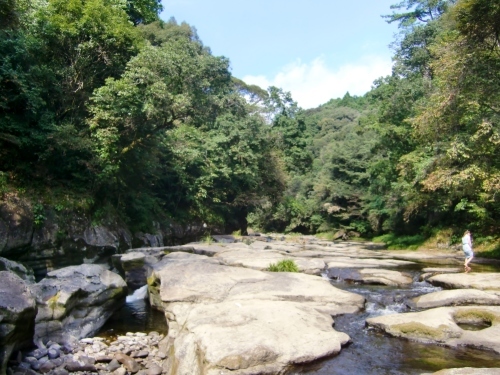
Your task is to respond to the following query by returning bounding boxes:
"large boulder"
[32,264,127,345]
[366,306,500,353]
[148,257,365,374]
[0,271,37,375]
[164,300,350,375]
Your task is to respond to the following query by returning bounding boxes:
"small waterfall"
[126,285,148,303]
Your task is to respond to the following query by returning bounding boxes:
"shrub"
[267,259,299,272]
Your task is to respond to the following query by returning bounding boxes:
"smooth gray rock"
[115,353,141,373]
[120,252,147,290]
[38,360,55,374]
[64,359,96,372]
[146,363,162,375]
[47,348,60,360]
[27,349,47,360]
[33,264,127,345]
[0,271,36,375]
[0,258,35,283]
[106,359,121,372]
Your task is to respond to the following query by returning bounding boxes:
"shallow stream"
[99,261,500,374]
[296,262,500,375]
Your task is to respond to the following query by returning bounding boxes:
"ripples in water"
[293,267,500,375]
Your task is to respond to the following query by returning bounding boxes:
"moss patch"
[392,323,453,340]
[454,309,498,325]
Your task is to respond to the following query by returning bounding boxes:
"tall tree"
[125,0,163,25]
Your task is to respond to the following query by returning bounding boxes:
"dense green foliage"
[1,0,499,251]
[250,0,500,252]
[0,0,284,232]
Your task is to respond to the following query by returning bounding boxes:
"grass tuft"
[267,259,299,272]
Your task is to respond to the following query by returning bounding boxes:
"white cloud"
[242,56,393,109]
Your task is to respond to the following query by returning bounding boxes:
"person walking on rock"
[462,230,474,273]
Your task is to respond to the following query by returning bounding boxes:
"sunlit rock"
[149,259,365,374]
[410,289,500,309]
[366,306,500,353]
[328,267,413,286]
[428,273,500,291]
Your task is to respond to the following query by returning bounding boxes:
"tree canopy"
[1,0,499,249]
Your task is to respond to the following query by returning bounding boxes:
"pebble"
[30,349,48,360]
[38,361,55,373]
[113,367,127,375]
[106,359,121,372]
[147,363,162,375]
[9,332,167,375]
[47,348,60,360]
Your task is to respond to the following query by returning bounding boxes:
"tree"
[404,0,500,231]
[125,0,163,25]
[384,0,455,27]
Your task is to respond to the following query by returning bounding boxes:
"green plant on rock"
[0,172,8,197]
[33,203,45,227]
[201,234,213,245]
[267,259,299,272]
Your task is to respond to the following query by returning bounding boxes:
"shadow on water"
[97,286,168,339]
[290,263,500,375]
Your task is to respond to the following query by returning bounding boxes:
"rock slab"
[32,264,127,346]
[148,257,365,375]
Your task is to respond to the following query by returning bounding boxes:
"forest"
[1,0,499,255]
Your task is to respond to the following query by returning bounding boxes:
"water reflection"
[97,287,168,339]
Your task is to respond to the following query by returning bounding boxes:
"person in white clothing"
[462,230,473,273]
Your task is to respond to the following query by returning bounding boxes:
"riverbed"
[100,244,500,375]
[296,263,500,374]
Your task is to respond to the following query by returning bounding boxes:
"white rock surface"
[428,273,500,291]
[410,289,500,309]
[148,258,365,374]
[367,306,500,353]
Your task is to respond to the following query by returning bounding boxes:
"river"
[99,258,500,374]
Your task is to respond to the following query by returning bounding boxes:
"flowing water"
[97,285,168,339]
[293,263,500,375]
[99,261,500,374]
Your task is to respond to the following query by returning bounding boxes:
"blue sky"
[160,1,401,108]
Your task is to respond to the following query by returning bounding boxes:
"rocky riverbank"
[8,332,168,375]
[3,235,500,375]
